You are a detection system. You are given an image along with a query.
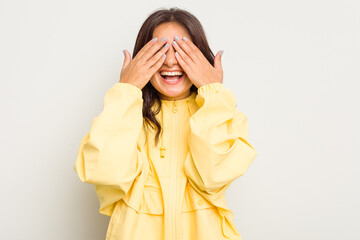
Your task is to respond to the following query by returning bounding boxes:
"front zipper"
[172,100,179,240]
[175,102,180,240]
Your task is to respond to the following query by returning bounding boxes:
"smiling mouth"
[159,71,184,84]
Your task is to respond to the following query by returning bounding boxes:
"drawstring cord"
[160,105,166,158]
[146,119,149,159]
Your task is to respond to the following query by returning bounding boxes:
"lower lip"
[160,73,184,85]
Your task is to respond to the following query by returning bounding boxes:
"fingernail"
[152,37,158,42]
[220,50,224,56]
[174,36,180,41]
[175,52,179,56]
[173,41,177,46]
[183,36,188,41]
[162,54,166,59]
[165,43,169,48]
[161,37,166,42]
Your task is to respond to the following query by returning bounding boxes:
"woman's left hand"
[172,36,224,88]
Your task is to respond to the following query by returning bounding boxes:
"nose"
[163,40,178,67]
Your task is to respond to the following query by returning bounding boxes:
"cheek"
[150,72,159,81]
[150,74,161,86]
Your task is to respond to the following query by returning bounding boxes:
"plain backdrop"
[1,0,359,239]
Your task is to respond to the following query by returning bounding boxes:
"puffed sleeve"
[184,82,258,196]
[74,82,148,216]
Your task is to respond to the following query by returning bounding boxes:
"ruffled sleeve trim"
[112,82,143,98]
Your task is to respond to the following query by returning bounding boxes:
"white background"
[1,0,359,239]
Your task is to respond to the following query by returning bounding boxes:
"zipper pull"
[160,147,166,158]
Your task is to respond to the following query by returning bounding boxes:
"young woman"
[74,7,257,240]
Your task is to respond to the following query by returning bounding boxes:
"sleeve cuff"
[197,82,225,95]
[195,82,236,112]
[112,82,143,98]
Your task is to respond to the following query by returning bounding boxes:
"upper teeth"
[160,71,183,76]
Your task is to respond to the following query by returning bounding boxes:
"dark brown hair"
[133,7,215,146]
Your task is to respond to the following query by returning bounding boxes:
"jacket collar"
[160,91,197,115]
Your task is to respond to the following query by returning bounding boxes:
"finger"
[173,36,198,62]
[177,36,211,65]
[145,42,170,68]
[149,52,166,74]
[181,36,198,51]
[135,37,162,59]
[174,50,192,74]
[214,50,224,72]
[179,36,207,61]
[122,49,131,70]
[172,40,195,66]
[141,37,168,63]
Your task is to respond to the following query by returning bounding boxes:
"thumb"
[214,50,223,71]
[122,49,131,70]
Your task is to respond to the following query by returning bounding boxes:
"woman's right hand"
[120,37,169,89]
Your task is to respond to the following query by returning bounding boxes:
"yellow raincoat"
[74,81,257,240]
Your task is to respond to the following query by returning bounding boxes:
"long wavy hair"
[133,7,215,146]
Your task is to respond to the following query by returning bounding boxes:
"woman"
[74,7,257,240]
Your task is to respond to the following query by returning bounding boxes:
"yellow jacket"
[74,81,257,240]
